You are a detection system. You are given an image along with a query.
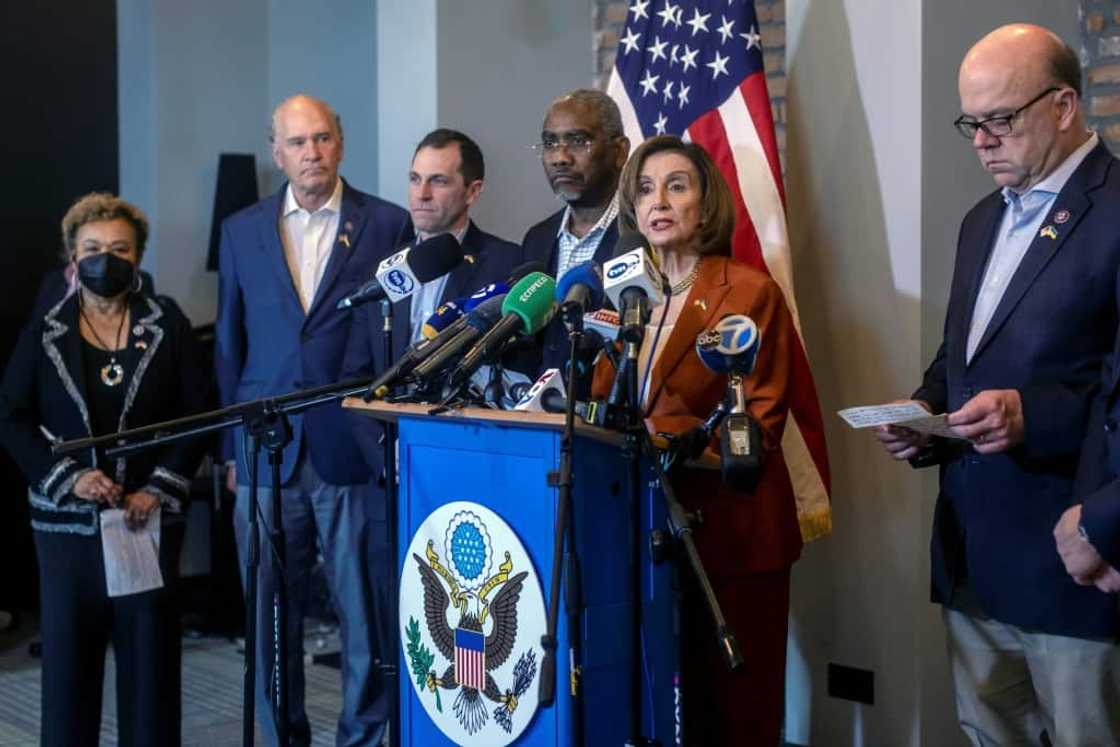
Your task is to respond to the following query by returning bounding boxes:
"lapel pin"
[464,254,476,264]
[134,340,148,351]
[693,298,708,312]
[1040,225,1058,240]
[132,324,145,337]
[344,220,353,232]
[338,233,351,248]
[1054,209,1071,224]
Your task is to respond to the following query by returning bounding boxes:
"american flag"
[455,627,486,691]
[607,0,832,540]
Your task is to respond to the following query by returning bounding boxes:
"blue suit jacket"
[340,220,523,487]
[913,142,1120,639]
[215,180,409,486]
[1075,272,1120,572]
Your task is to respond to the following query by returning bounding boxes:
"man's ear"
[615,136,632,168]
[465,179,484,206]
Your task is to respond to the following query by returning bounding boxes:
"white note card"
[837,403,968,441]
[100,508,163,598]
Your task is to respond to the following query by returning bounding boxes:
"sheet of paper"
[100,508,163,598]
[837,404,968,441]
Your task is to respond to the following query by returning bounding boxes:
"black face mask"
[77,253,136,298]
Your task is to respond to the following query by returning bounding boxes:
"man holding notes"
[874,24,1120,745]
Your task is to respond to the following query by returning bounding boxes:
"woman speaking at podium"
[0,193,210,746]
[593,135,801,745]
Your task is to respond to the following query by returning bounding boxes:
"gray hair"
[269,94,344,143]
[546,88,624,139]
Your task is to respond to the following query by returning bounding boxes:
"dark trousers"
[234,454,386,747]
[682,568,791,746]
[34,521,184,747]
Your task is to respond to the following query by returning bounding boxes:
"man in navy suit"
[341,128,522,654]
[520,89,630,374]
[215,94,408,746]
[876,25,1120,744]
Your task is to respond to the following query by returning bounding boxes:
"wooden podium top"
[343,398,718,467]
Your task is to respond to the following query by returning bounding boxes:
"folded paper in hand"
[837,403,967,441]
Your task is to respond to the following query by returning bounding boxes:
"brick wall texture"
[593,0,787,169]
[1082,1,1120,149]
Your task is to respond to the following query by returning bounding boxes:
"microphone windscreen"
[695,315,760,375]
[555,260,605,308]
[613,231,652,258]
[500,272,557,335]
[465,294,506,331]
[421,300,465,340]
[409,233,465,282]
[462,282,510,312]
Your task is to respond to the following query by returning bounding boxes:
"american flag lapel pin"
[1040,225,1058,240]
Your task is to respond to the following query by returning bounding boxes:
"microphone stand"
[380,300,401,747]
[52,377,375,747]
[539,304,585,747]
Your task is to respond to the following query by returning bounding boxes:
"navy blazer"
[1075,268,1120,571]
[340,220,523,482]
[913,142,1120,639]
[214,180,409,487]
[520,208,619,375]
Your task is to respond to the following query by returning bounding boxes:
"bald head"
[270,94,345,210]
[957,24,1089,192]
[961,24,1081,100]
[271,94,343,143]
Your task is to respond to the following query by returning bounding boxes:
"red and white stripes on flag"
[607,0,831,539]
[455,627,487,691]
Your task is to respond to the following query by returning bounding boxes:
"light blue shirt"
[966,133,1098,362]
[409,224,469,344]
[555,194,618,282]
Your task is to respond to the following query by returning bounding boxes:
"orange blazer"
[592,256,802,574]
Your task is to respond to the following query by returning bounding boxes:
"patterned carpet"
[0,617,344,746]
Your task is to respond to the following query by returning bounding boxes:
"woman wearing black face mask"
[0,192,211,746]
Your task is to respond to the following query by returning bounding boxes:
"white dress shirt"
[279,178,344,312]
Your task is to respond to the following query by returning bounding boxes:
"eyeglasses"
[953,87,1059,140]
[531,133,596,155]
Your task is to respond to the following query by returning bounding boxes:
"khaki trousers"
[944,608,1120,746]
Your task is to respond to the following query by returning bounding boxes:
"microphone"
[554,261,604,319]
[409,296,506,383]
[602,233,666,343]
[583,308,620,341]
[337,233,463,309]
[420,299,466,340]
[363,266,538,400]
[513,368,567,413]
[695,315,763,493]
[443,272,557,390]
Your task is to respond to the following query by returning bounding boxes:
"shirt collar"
[417,221,470,246]
[283,177,343,217]
[1002,132,1098,205]
[556,193,619,241]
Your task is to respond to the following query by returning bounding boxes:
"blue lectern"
[346,401,681,747]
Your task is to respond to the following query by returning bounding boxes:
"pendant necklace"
[80,297,128,387]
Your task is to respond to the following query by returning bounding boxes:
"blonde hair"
[60,192,148,261]
[617,136,735,256]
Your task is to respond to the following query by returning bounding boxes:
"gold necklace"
[669,257,703,296]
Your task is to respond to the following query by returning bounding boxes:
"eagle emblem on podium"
[405,509,540,736]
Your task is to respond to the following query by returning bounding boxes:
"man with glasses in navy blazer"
[875,25,1120,745]
[215,93,408,746]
